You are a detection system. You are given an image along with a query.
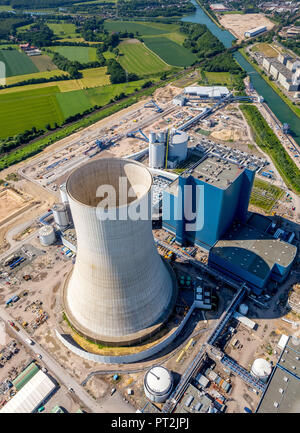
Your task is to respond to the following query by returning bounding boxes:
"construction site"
[0,79,299,414]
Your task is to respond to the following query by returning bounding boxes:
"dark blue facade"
[162,166,255,250]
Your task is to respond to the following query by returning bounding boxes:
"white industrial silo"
[144,366,173,403]
[64,158,176,346]
[39,225,56,246]
[168,130,188,163]
[59,183,69,204]
[149,132,156,143]
[251,358,272,383]
[52,203,69,230]
[149,142,165,169]
[157,131,166,143]
[239,303,249,315]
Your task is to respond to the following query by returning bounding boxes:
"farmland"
[143,36,196,67]
[0,87,64,139]
[0,49,38,77]
[5,69,67,86]
[250,178,283,212]
[56,90,91,118]
[47,22,78,39]
[50,46,98,63]
[30,54,57,71]
[104,20,179,35]
[118,40,171,76]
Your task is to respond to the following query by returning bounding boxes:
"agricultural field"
[5,69,67,86]
[0,49,38,77]
[56,89,91,118]
[50,46,97,62]
[80,67,110,88]
[0,87,64,139]
[250,178,284,212]
[143,36,196,67]
[104,20,179,35]
[30,54,57,71]
[251,43,279,58]
[118,40,171,76]
[47,22,77,39]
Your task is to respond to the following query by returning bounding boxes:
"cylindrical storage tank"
[64,158,176,346]
[149,142,165,169]
[251,358,272,383]
[59,183,69,204]
[149,132,156,143]
[144,366,173,403]
[39,225,56,246]
[157,131,166,143]
[52,203,69,230]
[239,303,249,315]
[168,130,188,163]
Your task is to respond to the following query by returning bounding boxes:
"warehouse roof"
[211,221,297,280]
[257,337,300,413]
[12,362,39,391]
[0,370,56,413]
[184,86,230,98]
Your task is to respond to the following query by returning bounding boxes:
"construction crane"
[144,99,163,113]
[126,129,149,142]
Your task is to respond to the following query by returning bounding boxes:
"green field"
[118,41,170,76]
[0,87,64,138]
[5,69,67,86]
[47,22,77,39]
[104,20,177,35]
[143,37,196,67]
[0,49,38,77]
[56,89,91,118]
[50,46,97,62]
[250,178,284,212]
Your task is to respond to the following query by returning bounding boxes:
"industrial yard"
[218,13,274,41]
[0,79,299,414]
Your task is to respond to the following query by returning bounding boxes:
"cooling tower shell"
[63,158,176,346]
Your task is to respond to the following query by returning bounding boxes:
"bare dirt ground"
[218,13,274,41]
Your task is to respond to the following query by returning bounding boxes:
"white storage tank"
[149,142,165,169]
[52,203,69,230]
[251,358,272,383]
[59,183,69,204]
[168,130,188,163]
[39,225,56,246]
[144,366,173,403]
[149,132,156,143]
[157,131,166,143]
[239,303,249,316]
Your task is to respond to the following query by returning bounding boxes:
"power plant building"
[64,158,176,346]
[162,156,255,250]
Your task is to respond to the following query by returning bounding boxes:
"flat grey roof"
[257,337,300,413]
[174,383,214,414]
[211,222,297,280]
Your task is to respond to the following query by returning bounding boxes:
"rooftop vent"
[279,388,284,394]
[283,377,289,382]
[274,402,279,408]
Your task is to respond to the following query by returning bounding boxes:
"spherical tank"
[64,158,176,346]
[251,358,272,383]
[144,366,173,403]
[52,203,69,229]
[239,303,249,315]
[39,225,56,246]
[168,130,188,163]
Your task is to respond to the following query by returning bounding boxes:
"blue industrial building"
[162,155,297,293]
[162,155,255,250]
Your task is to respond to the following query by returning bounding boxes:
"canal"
[182,0,300,148]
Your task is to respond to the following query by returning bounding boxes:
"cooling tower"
[64,158,176,346]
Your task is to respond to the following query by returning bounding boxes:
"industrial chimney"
[63,158,176,346]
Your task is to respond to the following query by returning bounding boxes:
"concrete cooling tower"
[64,158,176,346]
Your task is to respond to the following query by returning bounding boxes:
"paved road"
[0,306,135,413]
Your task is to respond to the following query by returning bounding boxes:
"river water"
[182,0,300,147]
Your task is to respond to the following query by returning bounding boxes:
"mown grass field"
[250,178,284,212]
[118,40,170,76]
[56,89,91,118]
[143,36,196,67]
[251,42,278,58]
[50,46,97,62]
[0,87,64,138]
[47,22,77,39]
[0,49,38,77]
[104,20,170,35]
[199,70,233,86]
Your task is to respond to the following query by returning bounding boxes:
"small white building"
[277,334,289,351]
[245,26,267,38]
